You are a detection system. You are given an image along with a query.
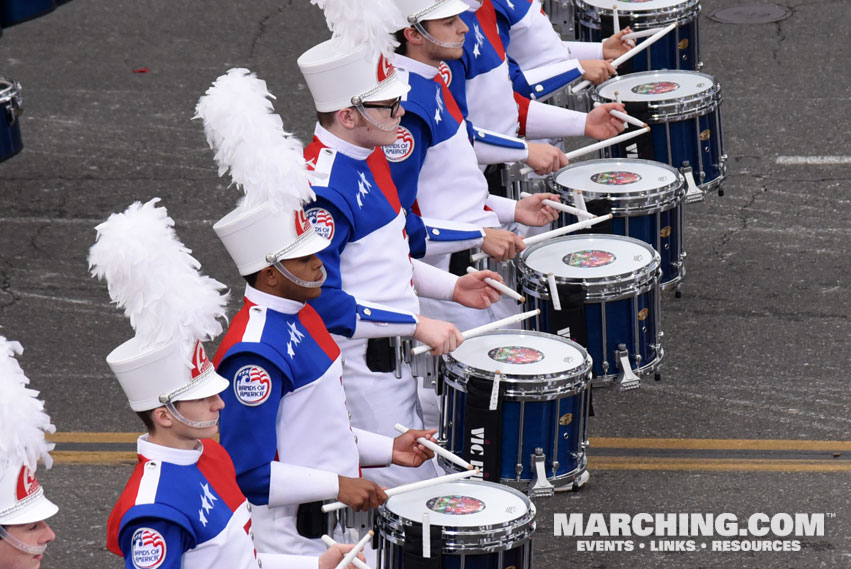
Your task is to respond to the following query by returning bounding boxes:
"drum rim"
[593,71,721,120]
[377,479,537,553]
[0,78,21,105]
[575,0,700,22]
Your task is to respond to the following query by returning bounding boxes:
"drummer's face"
[0,521,55,569]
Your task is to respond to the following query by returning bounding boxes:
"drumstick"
[523,214,614,246]
[321,536,372,569]
[321,469,479,513]
[410,309,541,356]
[563,126,650,161]
[394,423,475,471]
[571,22,677,93]
[593,102,648,128]
[547,273,562,311]
[612,4,620,34]
[465,266,525,302]
[333,531,373,569]
[622,27,662,41]
[519,192,596,220]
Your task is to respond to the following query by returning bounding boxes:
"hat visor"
[277,230,331,261]
[420,0,471,20]
[361,69,412,104]
[0,493,58,525]
[170,369,229,404]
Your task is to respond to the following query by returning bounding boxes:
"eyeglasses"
[360,97,403,118]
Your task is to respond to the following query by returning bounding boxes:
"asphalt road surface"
[1,1,849,568]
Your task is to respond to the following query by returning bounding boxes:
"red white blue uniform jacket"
[107,437,315,569]
[213,286,393,557]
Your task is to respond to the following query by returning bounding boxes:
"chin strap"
[354,104,399,133]
[0,525,48,556]
[271,261,327,288]
[164,401,219,429]
[414,21,465,48]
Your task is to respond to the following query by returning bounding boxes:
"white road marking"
[776,156,851,165]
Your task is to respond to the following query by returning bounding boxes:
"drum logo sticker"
[591,171,642,185]
[678,38,689,50]
[307,207,335,241]
[563,250,616,268]
[131,528,166,569]
[700,129,711,141]
[660,226,672,238]
[383,126,415,162]
[631,82,679,95]
[488,346,544,365]
[638,308,649,321]
[559,413,573,426]
[233,365,272,406]
[426,495,486,515]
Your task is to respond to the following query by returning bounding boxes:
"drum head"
[581,0,685,10]
[450,331,588,375]
[555,159,681,195]
[385,480,530,528]
[523,235,656,280]
[597,71,716,102]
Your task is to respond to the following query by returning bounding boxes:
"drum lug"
[6,81,23,126]
[681,163,705,203]
[614,345,641,392]
[529,448,555,498]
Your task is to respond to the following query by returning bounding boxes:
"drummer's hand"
[515,193,560,227]
[337,475,387,511]
[453,270,503,308]
[603,27,635,58]
[482,228,525,262]
[414,316,464,356]
[585,103,627,139]
[579,59,617,85]
[392,428,436,467]
[319,544,368,569]
[525,142,568,175]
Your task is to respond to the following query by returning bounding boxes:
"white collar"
[314,123,374,161]
[392,54,439,79]
[244,283,304,315]
[137,434,203,466]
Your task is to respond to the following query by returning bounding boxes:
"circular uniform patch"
[487,346,545,365]
[426,495,486,515]
[631,81,680,95]
[383,126,415,163]
[590,171,642,185]
[233,365,272,406]
[563,250,616,268]
[131,528,167,569]
[307,207,335,241]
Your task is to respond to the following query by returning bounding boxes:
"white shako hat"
[0,336,58,526]
[395,0,471,25]
[298,0,411,112]
[89,199,230,412]
[195,68,329,276]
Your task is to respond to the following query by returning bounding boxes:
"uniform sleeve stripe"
[135,460,162,506]
[242,306,267,343]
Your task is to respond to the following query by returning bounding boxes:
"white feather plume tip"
[195,68,314,215]
[310,0,405,57]
[0,336,55,473]
[88,199,229,354]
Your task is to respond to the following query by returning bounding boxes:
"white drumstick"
[333,531,373,569]
[564,126,650,161]
[394,423,475,471]
[547,273,562,311]
[519,192,596,220]
[622,27,662,41]
[322,470,479,513]
[523,214,614,246]
[593,102,648,128]
[465,266,525,302]
[321,536,372,569]
[571,22,677,93]
[612,4,620,34]
[411,309,541,356]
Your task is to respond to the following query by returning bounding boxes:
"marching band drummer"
[297,0,506,487]
[0,335,58,569]
[93,200,363,569]
[194,68,437,557]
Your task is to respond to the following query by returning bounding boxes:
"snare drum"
[440,330,592,494]
[554,159,687,290]
[575,0,701,72]
[376,480,535,569]
[593,70,727,197]
[0,79,23,164]
[0,0,56,28]
[516,235,662,388]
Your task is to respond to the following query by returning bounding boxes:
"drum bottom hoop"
[591,345,664,387]
[438,453,588,489]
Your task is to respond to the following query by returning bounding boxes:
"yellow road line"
[52,451,137,465]
[48,432,141,443]
[589,457,851,472]
[590,437,851,452]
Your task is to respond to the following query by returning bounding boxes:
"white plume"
[309,0,406,58]
[88,199,229,354]
[0,336,55,473]
[194,68,314,214]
